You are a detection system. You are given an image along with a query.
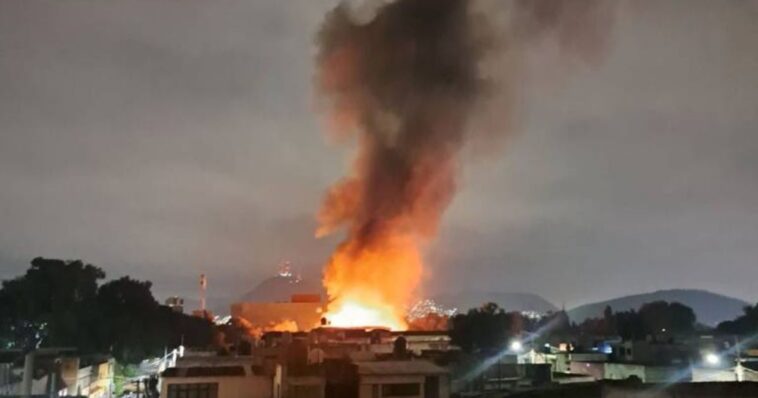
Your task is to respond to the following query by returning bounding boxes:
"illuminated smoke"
[314,0,616,329]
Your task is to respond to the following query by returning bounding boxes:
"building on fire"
[231,294,324,333]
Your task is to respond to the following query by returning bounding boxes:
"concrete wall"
[616,342,690,366]
[569,362,605,380]
[604,363,645,382]
[692,367,736,382]
[286,375,324,398]
[161,376,272,398]
[358,374,449,398]
[572,361,688,384]
[360,375,424,398]
[438,374,450,398]
[556,353,607,374]
[643,365,690,383]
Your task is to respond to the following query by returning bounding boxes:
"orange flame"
[314,0,483,331]
[312,0,616,331]
[322,231,423,330]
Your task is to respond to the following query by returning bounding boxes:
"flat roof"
[162,366,246,378]
[354,360,447,376]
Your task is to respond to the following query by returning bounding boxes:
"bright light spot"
[510,340,523,352]
[704,353,721,366]
[327,301,405,330]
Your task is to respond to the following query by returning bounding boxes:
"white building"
[161,357,271,398]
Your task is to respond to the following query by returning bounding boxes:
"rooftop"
[354,360,447,376]
[162,366,247,378]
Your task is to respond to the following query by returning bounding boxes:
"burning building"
[232,262,324,333]
[231,294,323,334]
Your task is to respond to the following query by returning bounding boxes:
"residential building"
[161,357,271,398]
[354,360,449,398]
[165,297,185,313]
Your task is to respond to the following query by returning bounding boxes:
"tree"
[96,277,161,362]
[449,303,521,354]
[575,301,697,341]
[535,310,573,340]
[612,301,696,340]
[717,303,758,335]
[615,309,645,341]
[0,258,215,363]
[0,258,104,350]
[95,276,215,363]
[638,301,695,335]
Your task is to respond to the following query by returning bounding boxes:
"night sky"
[1,0,756,309]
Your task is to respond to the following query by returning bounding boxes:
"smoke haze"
[314,0,617,325]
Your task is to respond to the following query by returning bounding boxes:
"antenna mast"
[199,273,207,313]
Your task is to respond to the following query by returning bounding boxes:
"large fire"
[314,0,484,330]
[322,231,423,330]
[312,0,615,331]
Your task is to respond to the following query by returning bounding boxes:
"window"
[167,383,218,398]
[290,385,322,398]
[424,376,439,398]
[381,383,420,397]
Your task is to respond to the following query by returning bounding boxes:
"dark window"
[290,385,322,398]
[424,376,439,398]
[167,383,218,398]
[382,383,420,397]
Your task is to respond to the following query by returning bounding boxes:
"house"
[0,350,113,398]
[613,340,692,365]
[161,357,271,398]
[570,360,690,383]
[354,360,449,398]
[65,356,115,398]
[554,352,608,374]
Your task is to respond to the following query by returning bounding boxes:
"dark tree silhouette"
[638,301,696,335]
[449,303,523,354]
[717,303,758,335]
[0,258,214,363]
[576,301,696,341]
[0,258,104,350]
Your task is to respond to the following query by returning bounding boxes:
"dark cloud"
[0,0,756,309]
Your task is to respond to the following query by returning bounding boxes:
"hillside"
[433,291,557,314]
[568,289,750,326]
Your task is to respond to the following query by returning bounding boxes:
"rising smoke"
[314,0,616,329]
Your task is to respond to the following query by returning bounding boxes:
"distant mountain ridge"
[433,291,558,314]
[568,289,750,326]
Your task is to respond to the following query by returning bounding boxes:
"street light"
[704,352,721,366]
[510,340,523,353]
